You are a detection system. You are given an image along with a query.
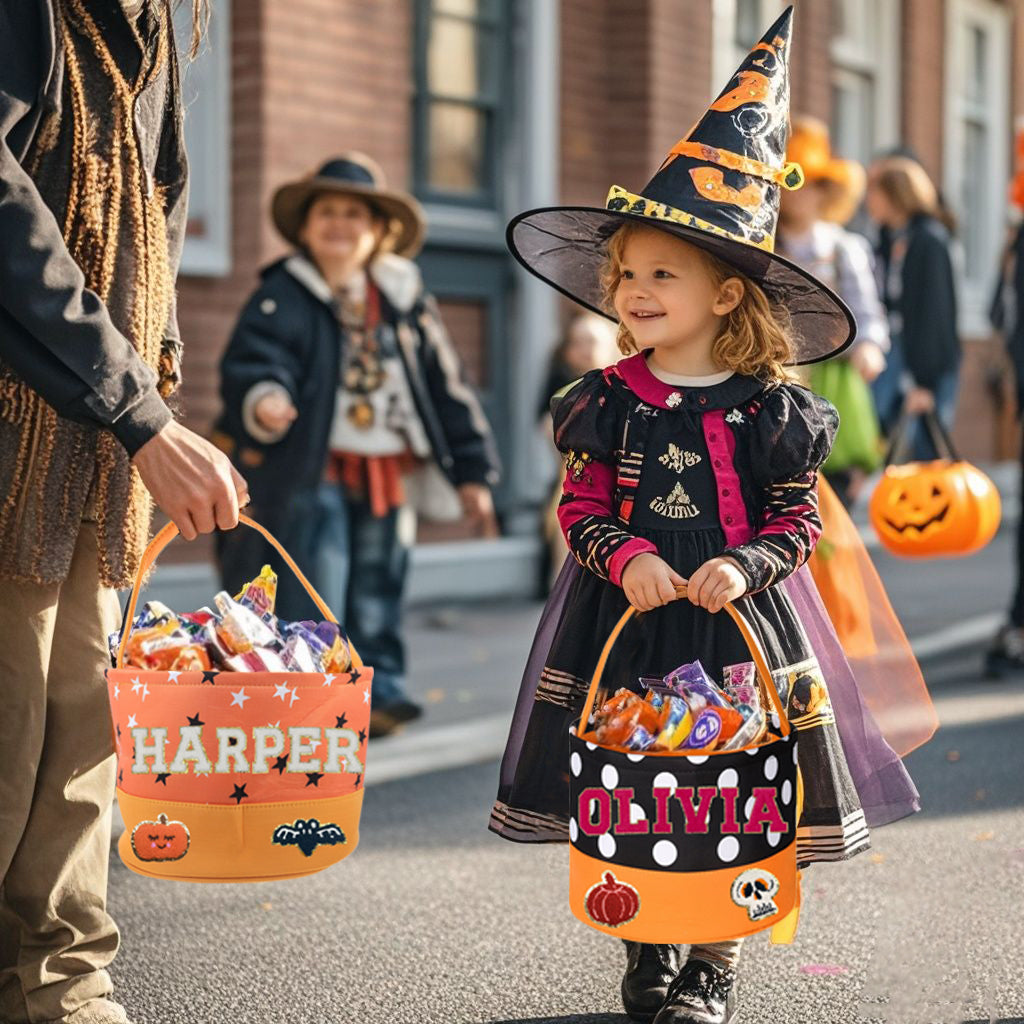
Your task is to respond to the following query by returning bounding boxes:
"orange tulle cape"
[808,478,939,757]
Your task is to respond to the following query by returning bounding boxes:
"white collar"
[284,252,423,313]
[645,358,734,387]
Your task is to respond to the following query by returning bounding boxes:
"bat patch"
[271,818,347,857]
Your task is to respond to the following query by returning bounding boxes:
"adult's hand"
[849,342,886,382]
[458,482,494,524]
[904,386,935,415]
[132,420,249,540]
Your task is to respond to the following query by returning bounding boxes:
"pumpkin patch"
[585,871,641,927]
[130,813,190,862]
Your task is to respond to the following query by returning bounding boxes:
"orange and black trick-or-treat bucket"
[569,586,803,944]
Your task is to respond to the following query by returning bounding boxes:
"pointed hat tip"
[762,5,794,43]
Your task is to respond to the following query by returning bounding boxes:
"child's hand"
[621,553,686,612]
[255,392,298,433]
[686,557,748,613]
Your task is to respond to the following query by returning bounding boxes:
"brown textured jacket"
[0,0,187,587]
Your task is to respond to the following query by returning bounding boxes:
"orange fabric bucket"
[106,515,372,883]
[568,586,803,944]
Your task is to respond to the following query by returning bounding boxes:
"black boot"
[652,958,738,1024]
[621,942,683,1022]
[984,625,1024,678]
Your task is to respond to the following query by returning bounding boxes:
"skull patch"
[730,868,780,922]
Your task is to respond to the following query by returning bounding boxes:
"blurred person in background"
[213,155,500,736]
[985,174,1024,676]
[778,116,889,508]
[537,313,620,588]
[866,156,961,459]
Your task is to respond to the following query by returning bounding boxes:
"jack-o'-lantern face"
[879,477,951,536]
[130,813,191,862]
[869,461,1001,558]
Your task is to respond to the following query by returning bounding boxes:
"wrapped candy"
[169,644,212,672]
[722,661,764,724]
[682,707,724,751]
[283,622,333,672]
[313,621,353,673]
[113,566,357,672]
[234,565,278,618]
[590,689,660,748]
[224,647,288,673]
[654,695,694,751]
[280,635,319,673]
[213,591,278,654]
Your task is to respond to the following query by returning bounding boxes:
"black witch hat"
[507,6,855,364]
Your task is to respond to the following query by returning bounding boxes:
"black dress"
[491,359,877,868]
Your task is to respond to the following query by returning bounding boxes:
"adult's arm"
[0,1,168,455]
[415,292,501,487]
[900,227,959,391]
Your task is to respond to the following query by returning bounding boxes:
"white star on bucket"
[289,689,301,707]
[273,682,291,702]
[322,674,336,687]
[126,714,138,729]
[230,688,250,709]
[130,677,143,694]
[362,688,371,705]
[167,671,182,684]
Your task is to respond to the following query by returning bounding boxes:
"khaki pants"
[0,523,123,1024]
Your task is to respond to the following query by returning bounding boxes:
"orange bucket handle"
[575,584,789,738]
[114,513,359,670]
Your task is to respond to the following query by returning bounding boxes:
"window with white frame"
[174,0,231,277]
[710,0,784,99]
[830,0,900,167]
[944,0,1011,336]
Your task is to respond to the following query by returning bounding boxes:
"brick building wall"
[170,0,1024,542]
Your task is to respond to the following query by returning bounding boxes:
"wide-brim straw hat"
[787,117,866,226]
[506,7,855,366]
[271,153,426,258]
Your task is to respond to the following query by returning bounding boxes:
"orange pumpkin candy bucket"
[869,411,1001,558]
[106,515,372,883]
[569,586,803,945]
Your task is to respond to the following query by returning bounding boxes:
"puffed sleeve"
[723,384,838,593]
[551,370,658,586]
[551,369,622,459]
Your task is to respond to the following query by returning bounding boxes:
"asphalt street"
[107,527,1024,1024]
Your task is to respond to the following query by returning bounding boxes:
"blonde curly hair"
[600,223,798,383]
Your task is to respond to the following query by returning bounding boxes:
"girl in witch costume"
[490,10,926,1024]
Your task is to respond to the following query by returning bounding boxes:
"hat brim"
[272,178,426,258]
[507,207,855,365]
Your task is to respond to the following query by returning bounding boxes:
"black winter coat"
[213,254,500,532]
[879,214,960,391]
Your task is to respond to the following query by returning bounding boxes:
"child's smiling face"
[611,226,743,358]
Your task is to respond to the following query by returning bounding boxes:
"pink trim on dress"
[702,410,754,547]
[609,354,680,409]
[608,537,659,587]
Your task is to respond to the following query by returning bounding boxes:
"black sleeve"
[218,285,306,445]
[551,369,622,459]
[721,385,838,594]
[153,30,189,388]
[900,229,958,391]
[415,292,501,487]
[0,1,170,456]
